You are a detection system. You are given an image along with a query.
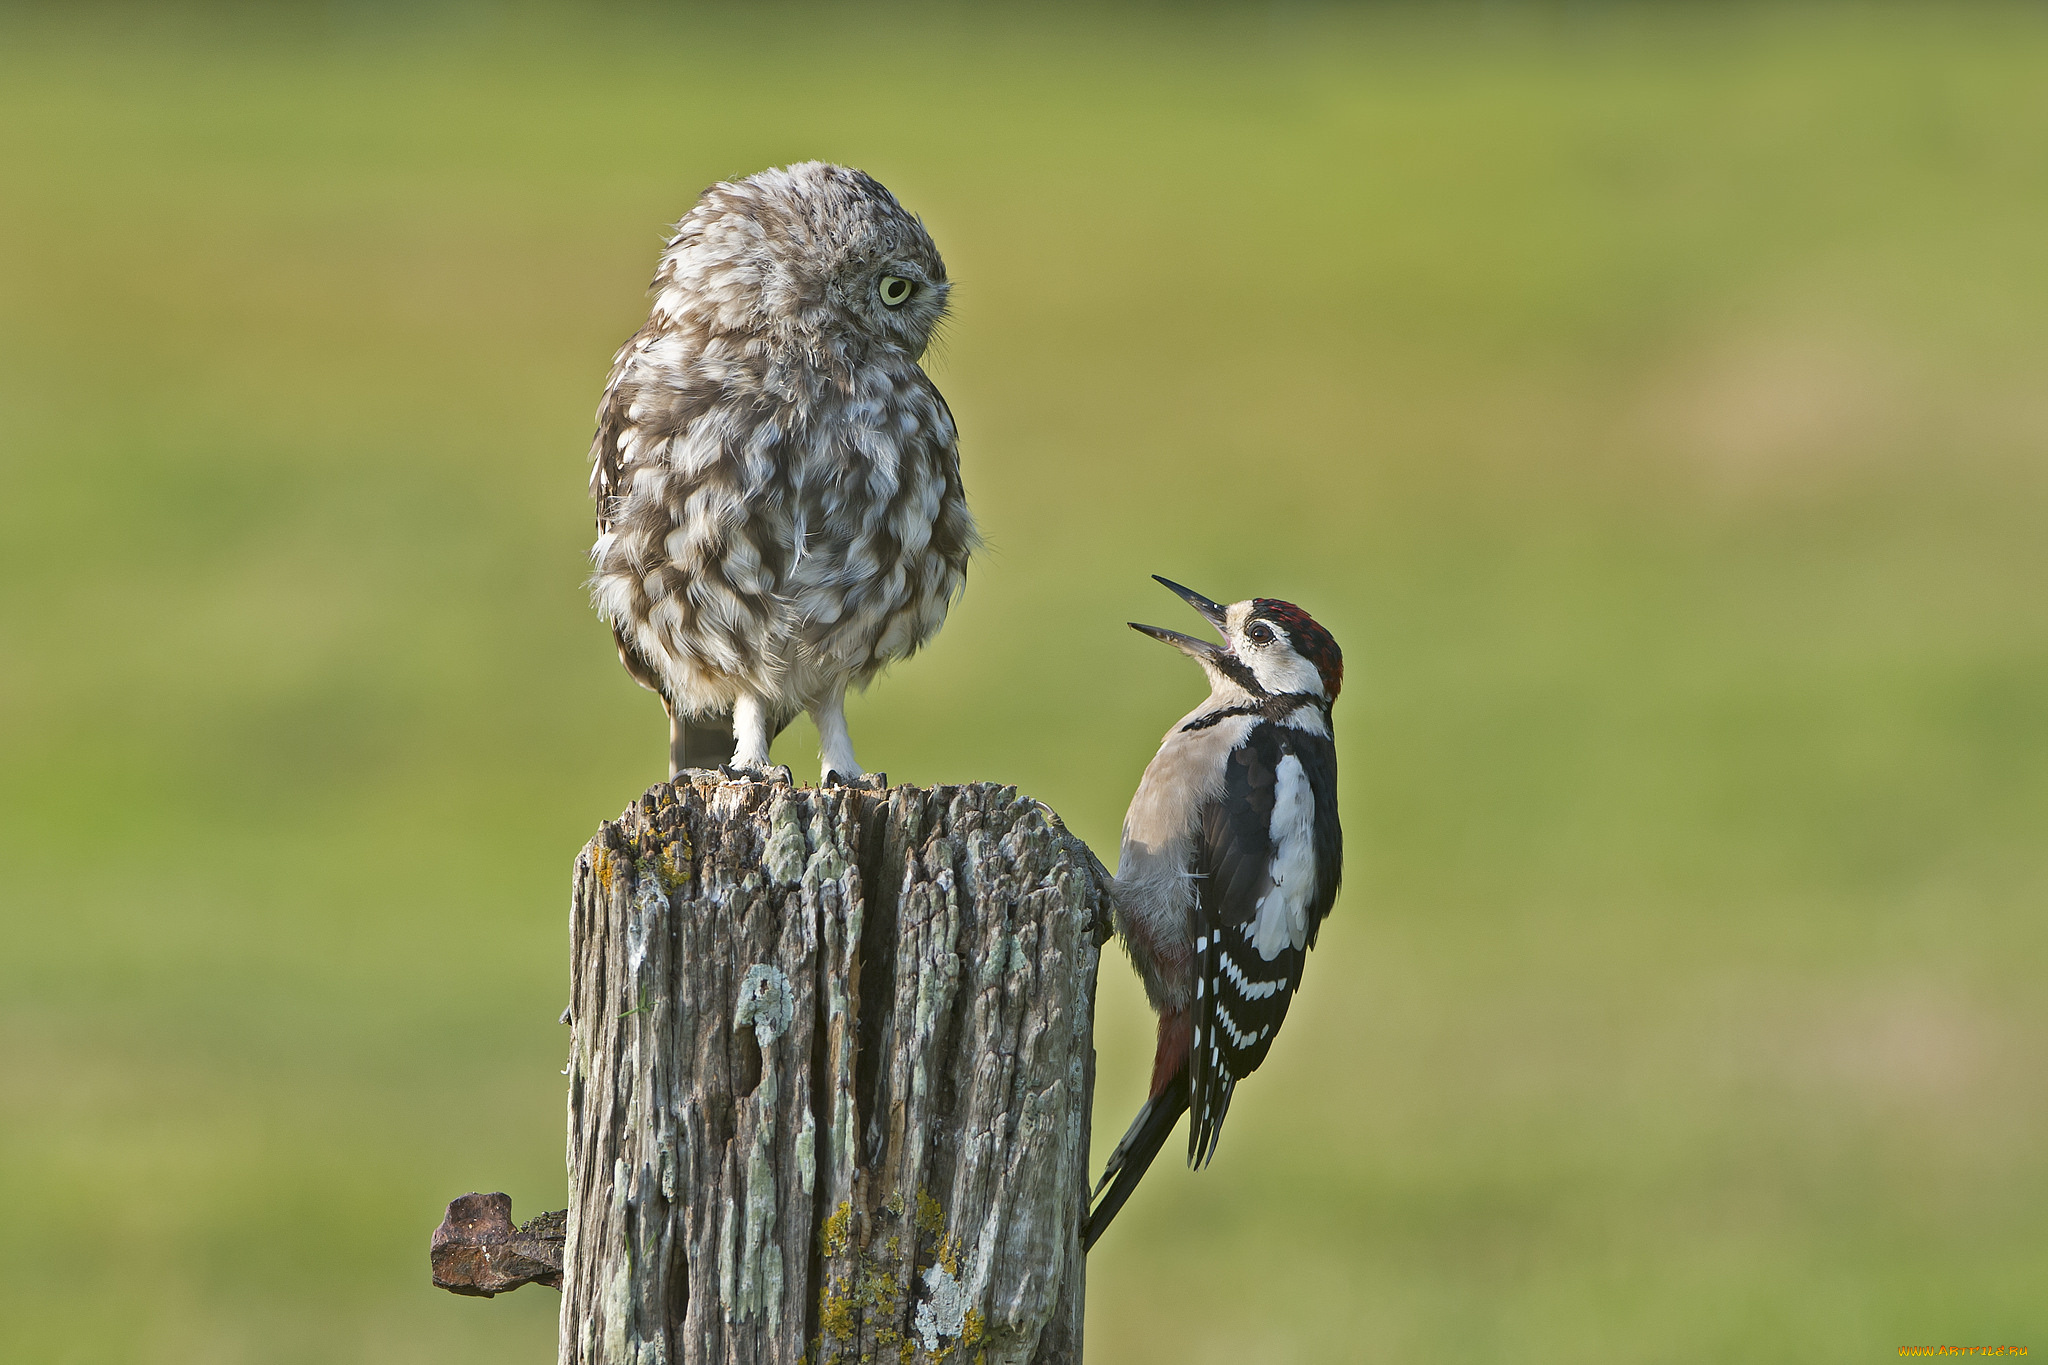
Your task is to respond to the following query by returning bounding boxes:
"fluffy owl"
[588,162,978,784]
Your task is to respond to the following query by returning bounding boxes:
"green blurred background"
[3,3,2045,1361]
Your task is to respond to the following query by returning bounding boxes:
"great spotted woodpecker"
[1084,576,1344,1251]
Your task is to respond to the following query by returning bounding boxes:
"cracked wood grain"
[561,778,1112,1365]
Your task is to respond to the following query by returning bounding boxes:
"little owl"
[587,162,977,785]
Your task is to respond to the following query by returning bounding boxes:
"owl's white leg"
[813,686,863,785]
[729,694,775,772]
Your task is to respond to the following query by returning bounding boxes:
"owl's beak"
[1130,575,1230,661]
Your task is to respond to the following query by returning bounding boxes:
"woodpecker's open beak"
[1151,576,1229,631]
[1130,576,1230,661]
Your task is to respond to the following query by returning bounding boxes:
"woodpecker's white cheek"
[1247,650,1323,698]
[1249,753,1317,960]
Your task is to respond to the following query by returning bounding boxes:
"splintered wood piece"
[432,1192,566,1297]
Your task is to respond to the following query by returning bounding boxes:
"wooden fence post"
[558,777,1112,1365]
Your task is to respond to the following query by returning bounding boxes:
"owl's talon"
[824,770,887,792]
[718,762,794,786]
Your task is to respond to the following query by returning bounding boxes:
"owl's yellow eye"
[879,275,914,308]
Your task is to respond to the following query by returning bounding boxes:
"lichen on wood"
[561,777,1111,1365]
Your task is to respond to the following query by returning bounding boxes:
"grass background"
[3,3,2045,1361]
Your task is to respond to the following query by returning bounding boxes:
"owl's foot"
[823,769,887,792]
[720,761,793,786]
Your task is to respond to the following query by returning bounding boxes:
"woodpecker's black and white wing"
[1186,717,1341,1167]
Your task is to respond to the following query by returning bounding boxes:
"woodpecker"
[1084,576,1344,1251]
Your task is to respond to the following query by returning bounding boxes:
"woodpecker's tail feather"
[1083,1068,1190,1252]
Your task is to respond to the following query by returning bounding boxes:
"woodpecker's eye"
[1245,622,1275,646]
[879,275,914,308]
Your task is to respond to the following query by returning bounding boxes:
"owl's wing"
[920,378,980,575]
[588,320,724,697]
[1186,720,1340,1168]
[589,321,675,538]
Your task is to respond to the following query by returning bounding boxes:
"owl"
[588,162,977,785]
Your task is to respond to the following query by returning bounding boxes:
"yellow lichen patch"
[819,1201,853,1259]
[817,1280,855,1340]
[657,835,692,884]
[593,846,616,896]
[864,1265,903,1314]
[914,1187,944,1238]
[818,1195,988,1362]
[934,1235,963,1278]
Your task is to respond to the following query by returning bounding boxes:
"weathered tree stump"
[560,777,1112,1365]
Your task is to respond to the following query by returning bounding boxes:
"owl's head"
[655,161,950,361]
